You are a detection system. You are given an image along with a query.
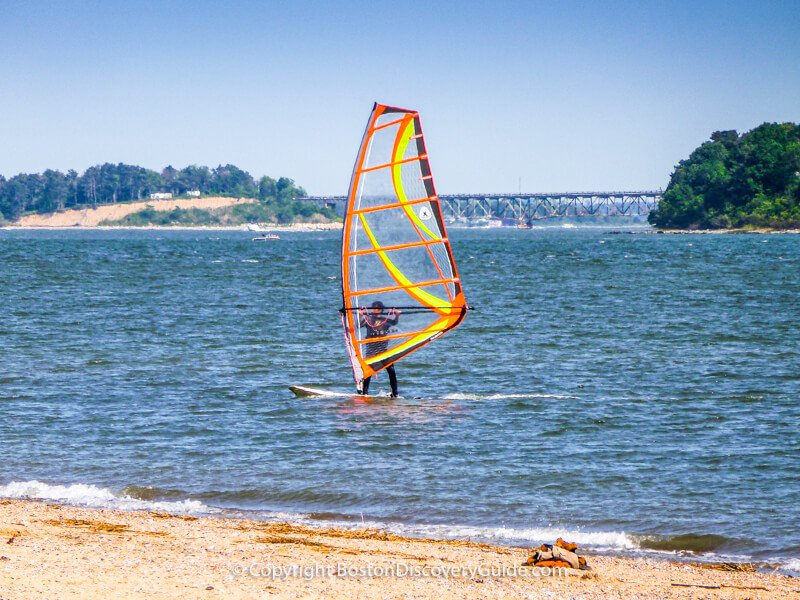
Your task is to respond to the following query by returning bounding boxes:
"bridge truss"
[298,191,662,224]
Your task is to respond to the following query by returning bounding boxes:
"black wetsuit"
[359,311,399,396]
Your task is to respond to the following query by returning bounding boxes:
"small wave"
[489,393,578,400]
[0,480,211,515]
[781,558,800,576]
[441,392,578,401]
[635,533,751,554]
[285,512,635,550]
[389,523,636,550]
[86,358,113,366]
[440,393,485,401]
[122,485,190,501]
[240,259,260,263]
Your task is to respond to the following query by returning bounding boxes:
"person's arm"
[387,308,401,326]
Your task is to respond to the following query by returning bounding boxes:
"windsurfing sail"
[340,103,468,386]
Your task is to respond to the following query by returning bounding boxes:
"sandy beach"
[7,196,260,228]
[0,499,795,599]
[2,196,343,231]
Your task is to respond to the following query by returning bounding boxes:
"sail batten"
[340,103,467,384]
[347,237,448,257]
[349,197,439,216]
[358,154,428,175]
[344,277,460,298]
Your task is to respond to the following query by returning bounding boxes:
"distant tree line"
[0,163,306,221]
[103,201,338,227]
[649,122,800,229]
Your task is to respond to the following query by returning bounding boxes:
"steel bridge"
[299,191,661,224]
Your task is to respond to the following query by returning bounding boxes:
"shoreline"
[4,223,800,234]
[613,227,800,234]
[1,498,795,599]
[0,222,343,232]
[6,196,257,228]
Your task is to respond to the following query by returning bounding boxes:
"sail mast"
[340,103,467,385]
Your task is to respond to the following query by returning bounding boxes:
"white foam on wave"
[782,559,800,575]
[488,393,579,400]
[274,511,636,551]
[380,523,635,550]
[0,480,212,515]
[440,393,484,401]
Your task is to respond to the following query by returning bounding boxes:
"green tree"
[650,122,800,229]
[276,177,306,202]
[65,170,79,208]
[161,165,180,194]
[0,175,8,220]
[0,162,326,223]
[211,164,257,197]
[39,170,69,212]
[96,163,122,203]
[258,175,277,202]
[178,165,212,193]
[3,175,37,219]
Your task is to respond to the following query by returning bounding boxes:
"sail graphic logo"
[418,206,432,221]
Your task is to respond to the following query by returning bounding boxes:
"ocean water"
[1,227,798,567]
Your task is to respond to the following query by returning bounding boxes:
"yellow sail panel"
[341,103,467,384]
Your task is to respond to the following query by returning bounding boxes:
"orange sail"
[340,103,468,385]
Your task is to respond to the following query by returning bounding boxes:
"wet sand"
[0,499,795,599]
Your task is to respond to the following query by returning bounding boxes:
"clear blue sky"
[1,0,798,194]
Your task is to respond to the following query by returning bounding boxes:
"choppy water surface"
[1,228,798,566]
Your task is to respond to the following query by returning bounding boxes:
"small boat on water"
[252,234,280,241]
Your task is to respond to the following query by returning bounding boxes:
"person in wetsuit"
[358,300,400,397]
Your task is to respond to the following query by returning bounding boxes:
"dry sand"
[0,499,795,599]
[9,197,256,228]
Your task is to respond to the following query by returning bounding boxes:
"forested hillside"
[0,163,308,222]
[649,123,800,229]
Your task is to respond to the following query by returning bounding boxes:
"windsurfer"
[358,301,400,397]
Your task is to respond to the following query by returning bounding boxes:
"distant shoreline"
[6,196,254,227]
[1,195,340,230]
[1,222,343,232]
[5,223,799,234]
[612,228,800,235]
